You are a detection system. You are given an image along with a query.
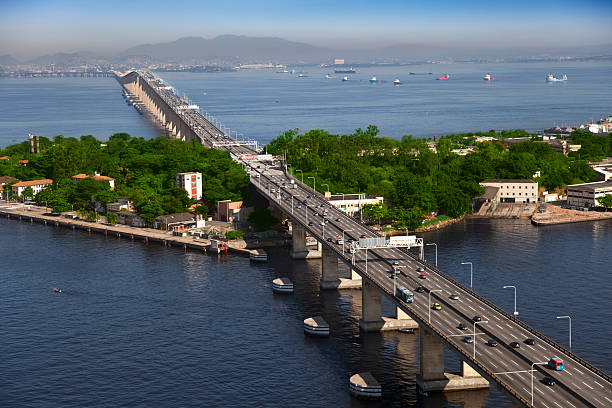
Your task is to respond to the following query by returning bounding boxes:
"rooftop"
[0,176,19,184]
[156,212,198,224]
[481,179,537,184]
[567,181,612,192]
[12,179,53,187]
[73,173,114,181]
[478,186,500,200]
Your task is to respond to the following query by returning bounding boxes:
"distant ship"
[369,76,379,83]
[334,67,357,74]
[393,78,401,85]
[325,74,334,79]
[276,68,289,73]
[483,73,499,81]
[546,74,567,82]
[298,73,307,78]
[342,76,349,82]
[436,74,450,80]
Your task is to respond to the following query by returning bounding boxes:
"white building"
[11,179,53,197]
[176,172,202,200]
[480,179,538,203]
[567,181,612,208]
[325,193,384,216]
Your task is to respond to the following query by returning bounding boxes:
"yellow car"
[432,303,442,310]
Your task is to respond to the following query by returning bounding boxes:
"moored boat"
[342,76,349,82]
[436,74,450,80]
[546,74,567,82]
[393,78,401,85]
[369,76,379,83]
[483,73,499,81]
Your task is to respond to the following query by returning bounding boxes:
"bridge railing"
[401,248,612,383]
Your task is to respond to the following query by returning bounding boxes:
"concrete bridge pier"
[290,224,320,259]
[416,327,489,392]
[358,281,418,331]
[320,246,340,289]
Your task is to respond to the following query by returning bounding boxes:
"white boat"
[297,73,307,78]
[342,76,349,82]
[369,76,379,83]
[249,249,268,261]
[393,78,401,85]
[325,74,334,79]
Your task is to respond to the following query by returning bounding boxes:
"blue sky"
[1,0,611,58]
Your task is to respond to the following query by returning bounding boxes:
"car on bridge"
[543,377,555,386]
[525,338,536,345]
[510,341,520,348]
[415,286,425,293]
[548,358,564,371]
[432,303,442,310]
[418,273,427,279]
[450,293,459,300]
[473,315,482,322]
[458,322,468,331]
[487,339,498,347]
[463,336,473,343]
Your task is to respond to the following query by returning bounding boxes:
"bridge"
[116,70,611,407]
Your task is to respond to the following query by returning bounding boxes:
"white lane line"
[574,368,584,374]
[494,369,533,375]
[564,370,572,376]
[509,359,520,366]
[541,403,550,408]
[593,380,603,387]
[604,396,612,403]
[538,344,546,351]
[566,401,576,408]
[591,398,602,407]
[582,381,593,390]
[492,315,500,320]
[505,323,513,329]
[495,323,503,330]
[553,401,562,408]
[523,387,530,394]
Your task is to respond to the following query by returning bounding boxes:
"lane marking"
[566,402,576,408]
[538,344,547,351]
[564,370,572,376]
[582,381,593,390]
[593,380,603,387]
[494,369,533,375]
[604,397,612,403]
[591,399,601,407]
[553,401,562,408]
[505,323,513,329]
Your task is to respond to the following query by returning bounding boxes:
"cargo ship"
[334,67,357,74]
[483,73,499,81]
[436,74,450,80]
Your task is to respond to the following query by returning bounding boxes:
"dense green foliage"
[266,127,601,226]
[568,130,612,161]
[225,230,244,240]
[247,209,279,232]
[599,194,612,211]
[0,134,249,219]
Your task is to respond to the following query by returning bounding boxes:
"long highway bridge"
[117,70,611,407]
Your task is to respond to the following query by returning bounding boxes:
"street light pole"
[426,243,438,267]
[308,176,316,193]
[556,315,572,350]
[531,361,548,406]
[321,183,330,194]
[503,285,519,316]
[342,229,353,254]
[473,320,489,358]
[461,261,473,288]
[428,289,442,323]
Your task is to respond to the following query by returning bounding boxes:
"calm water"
[2,217,610,407]
[1,61,611,147]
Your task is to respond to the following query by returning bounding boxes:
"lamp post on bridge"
[503,285,519,316]
[461,261,473,289]
[531,361,548,406]
[295,170,303,183]
[473,320,489,358]
[556,315,572,351]
[428,289,442,323]
[308,176,316,193]
[342,229,353,254]
[321,183,330,195]
[425,242,438,267]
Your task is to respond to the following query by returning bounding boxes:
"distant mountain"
[0,54,20,66]
[28,52,91,66]
[122,35,331,62]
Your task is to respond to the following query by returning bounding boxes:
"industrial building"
[566,181,612,208]
[479,179,538,203]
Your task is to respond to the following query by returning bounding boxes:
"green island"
[1,128,611,230]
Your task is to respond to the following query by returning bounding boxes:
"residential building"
[72,173,115,189]
[106,199,134,213]
[480,179,538,203]
[217,200,252,222]
[117,211,147,228]
[0,176,19,199]
[11,179,53,197]
[155,212,205,231]
[176,172,202,200]
[592,164,612,181]
[325,193,384,217]
[567,181,612,208]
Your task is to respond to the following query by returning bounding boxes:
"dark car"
[510,341,520,349]
[335,217,341,222]
[473,315,482,322]
[314,212,319,216]
[542,377,555,386]
[415,286,425,293]
[525,338,536,345]
[463,336,473,344]
[327,238,333,242]
[487,339,498,347]
[308,221,313,226]
[458,323,468,331]
[417,267,425,272]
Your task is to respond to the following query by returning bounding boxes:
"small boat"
[393,78,401,85]
[399,328,415,334]
[483,73,499,81]
[276,68,289,73]
[436,74,450,80]
[325,73,334,79]
[298,73,307,78]
[54,288,62,293]
[546,74,567,82]
[342,76,349,82]
[202,92,207,95]
[369,76,379,83]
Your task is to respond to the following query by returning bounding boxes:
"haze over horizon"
[1,0,611,60]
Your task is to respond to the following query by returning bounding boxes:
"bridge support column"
[291,225,309,259]
[320,246,340,289]
[359,281,385,331]
[416,328,489,392]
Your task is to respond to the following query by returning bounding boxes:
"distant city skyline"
[1,0,611,60]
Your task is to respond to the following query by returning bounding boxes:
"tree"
[87,211,100,222]
[389,207,423,230]
[21,187,34,202]
[49,197,71,213]
[195,205,208,218]
[105,212,119,224]
[225,230,244,240]
[361,203,387,224]
[599,194,612,211]
[247,209,279,232]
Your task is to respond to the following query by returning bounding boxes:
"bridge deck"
[123,70,612,408]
